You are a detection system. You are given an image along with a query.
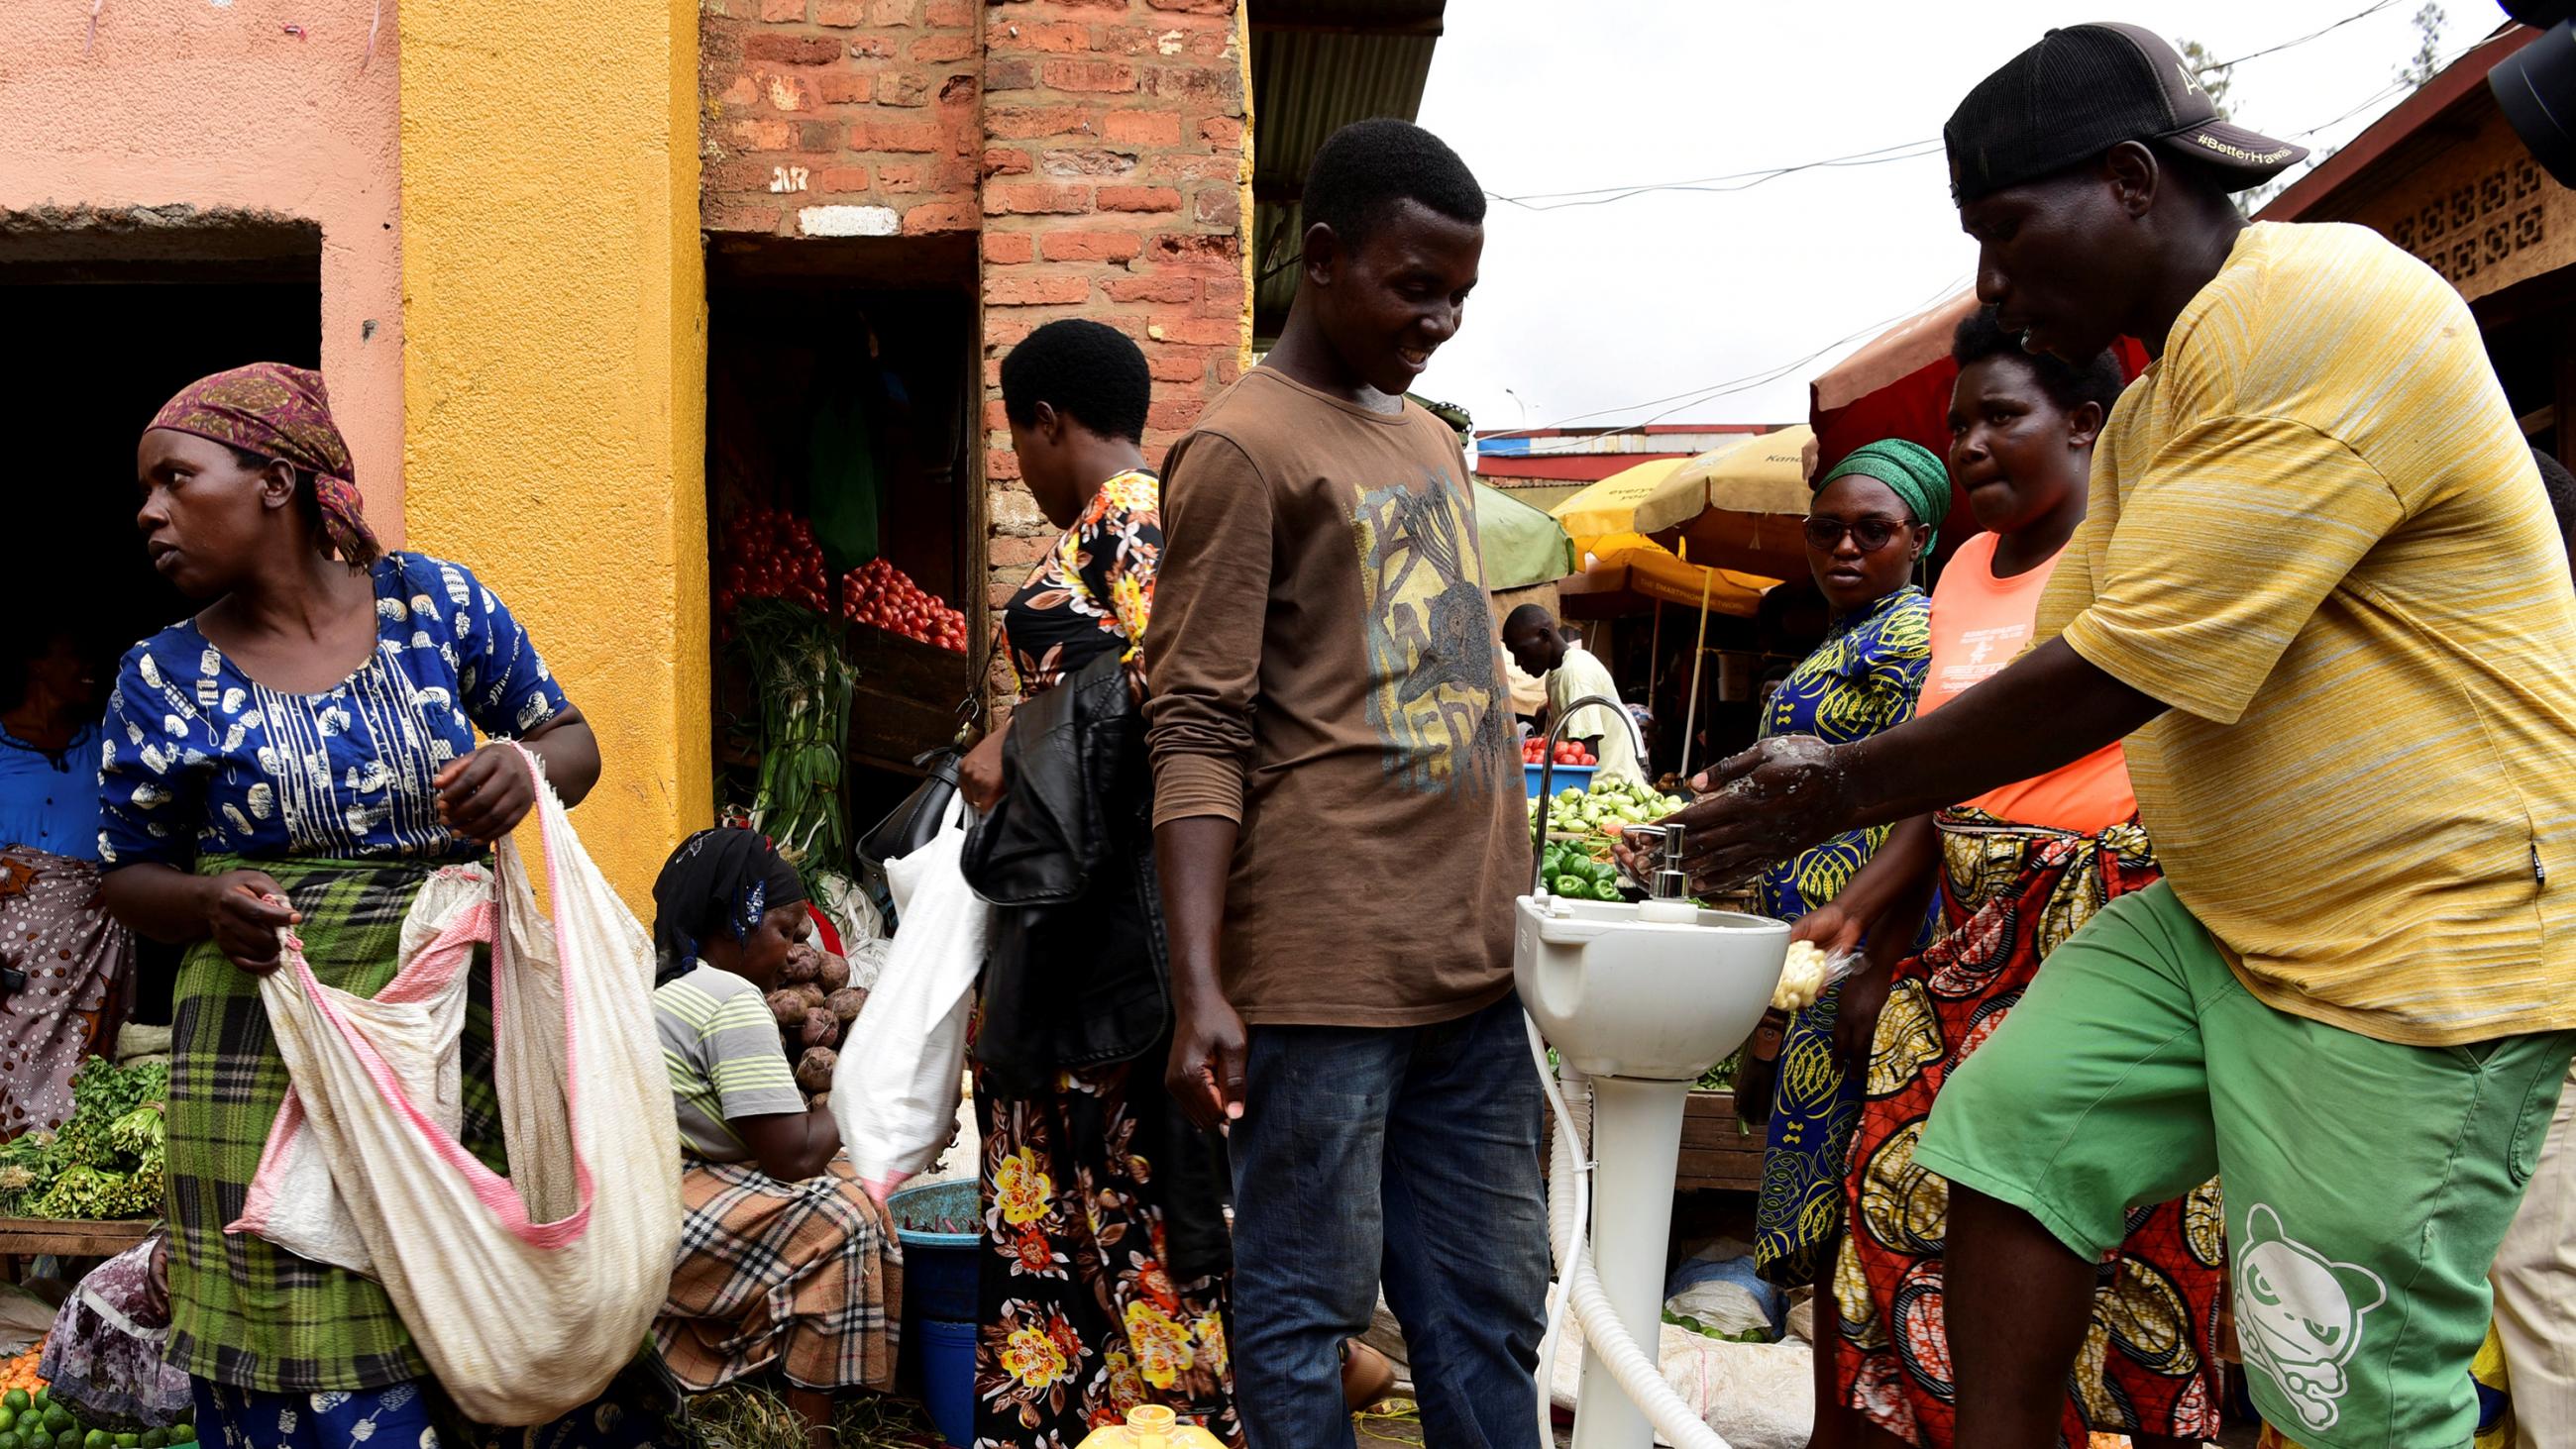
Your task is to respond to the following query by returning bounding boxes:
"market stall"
[1633,427,1813,579]
[703,271,983,902]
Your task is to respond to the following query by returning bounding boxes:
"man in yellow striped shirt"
[1667,24,2576,1449]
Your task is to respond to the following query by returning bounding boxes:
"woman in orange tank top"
[1804,308,2224,1449]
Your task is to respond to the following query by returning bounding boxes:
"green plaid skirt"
[165,854,508,1393]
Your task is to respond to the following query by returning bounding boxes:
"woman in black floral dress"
[957,321,1237,1448]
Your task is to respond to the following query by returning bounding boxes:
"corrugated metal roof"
[1247,0,1446,340]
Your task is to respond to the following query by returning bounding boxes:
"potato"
[797,1046,836,1094]
[802,1007,838,1048]
[789,983,827,1012]
[782,946,823,984]
[766,988,806,1026]
[816,952,851,992]
[826,987,867,1023]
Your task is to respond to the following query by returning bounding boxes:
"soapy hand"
[1662,735,1859,893]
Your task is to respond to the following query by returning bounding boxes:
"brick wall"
[976,0,1248,619]
[700,0,985,239]
[699,0,1252,691]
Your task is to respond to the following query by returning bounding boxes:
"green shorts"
[1916,881,2574,1449]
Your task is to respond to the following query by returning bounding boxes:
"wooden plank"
[0,1217,153,1257]
[842,625,974,770]
[1675,1088,1764,1194]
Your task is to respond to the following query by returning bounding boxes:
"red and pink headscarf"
[146,362,380,565]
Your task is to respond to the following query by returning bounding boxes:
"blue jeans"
[1229,993,1552,1449]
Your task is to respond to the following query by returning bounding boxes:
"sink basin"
[1513,895,1791,1082]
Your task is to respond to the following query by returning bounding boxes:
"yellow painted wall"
[399,0,710,910]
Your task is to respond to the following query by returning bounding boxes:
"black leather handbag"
[857,746,963,875]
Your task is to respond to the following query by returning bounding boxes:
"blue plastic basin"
[888,1180,981,1328]
[916,1316,976,1448]
[1526,763,1598,800]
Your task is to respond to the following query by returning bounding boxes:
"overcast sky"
[1408,0,2484,436]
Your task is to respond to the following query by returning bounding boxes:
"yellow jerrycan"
[1075,1404,1229,1447]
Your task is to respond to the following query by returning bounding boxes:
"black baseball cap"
[1945,22,2308,204]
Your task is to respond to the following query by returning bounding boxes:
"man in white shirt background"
[1503,605,1644,784]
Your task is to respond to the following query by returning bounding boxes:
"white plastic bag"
[232,746,684,1425]
[831,799,990,1202]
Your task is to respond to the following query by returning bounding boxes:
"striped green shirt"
[654,964,806,1161]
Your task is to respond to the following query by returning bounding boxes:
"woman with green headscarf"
[1735,440,1948,1345]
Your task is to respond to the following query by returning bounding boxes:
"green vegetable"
[12,1058,167,1220]
[169,1430,195,1447]
[1552,875,1587,897]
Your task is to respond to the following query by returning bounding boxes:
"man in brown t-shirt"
[1145,119,1547,1449]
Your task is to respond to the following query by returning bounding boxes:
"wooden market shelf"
[840,624,975,774]
[0,1217,153,1259]
[1676,1089,1763,1194]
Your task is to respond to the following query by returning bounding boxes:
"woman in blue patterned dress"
[1728,439,1948,1448]
[94,364,622,1448]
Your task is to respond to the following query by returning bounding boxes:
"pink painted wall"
[0,0,405,538]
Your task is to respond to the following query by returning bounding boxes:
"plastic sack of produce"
[39,1233,193,1432]
[231,746,683,1426]
[831,798,990,1202]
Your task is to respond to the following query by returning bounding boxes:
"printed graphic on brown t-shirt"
[1351,465,1506,797]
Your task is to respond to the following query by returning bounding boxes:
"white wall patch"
[798,205,899,238]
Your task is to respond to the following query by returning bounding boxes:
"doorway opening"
[2,212,326,1024]
[702,233,984,889]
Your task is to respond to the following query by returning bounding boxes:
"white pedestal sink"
[1515,892,1788,1449]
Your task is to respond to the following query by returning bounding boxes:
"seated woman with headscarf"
[0,625,132,1136]
[650,827,900,1449]
[96,363,615,1446]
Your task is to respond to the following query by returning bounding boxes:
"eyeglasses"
[1801,516,1912,553]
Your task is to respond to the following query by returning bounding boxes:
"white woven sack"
[831,799,989,1201]
[237,746,684,1425]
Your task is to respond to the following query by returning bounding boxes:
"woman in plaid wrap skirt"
[97,367,613,1447]
[648,827,901,1449]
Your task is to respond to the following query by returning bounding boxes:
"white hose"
[1528,1014,1733,1449]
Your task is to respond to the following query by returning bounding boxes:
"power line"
[2198,0,2402,70]
[1470,10,2459,434]
[1487,140,1945,212]
[1475,274,1972,443]
[1477,0,2405,212]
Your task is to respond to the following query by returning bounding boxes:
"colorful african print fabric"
[165,856,507,1393]
[1835,809,2225,1448]
[1752,585,1931,1289]
[0,846,132,1137]
[148,362,378,566]
[1002,468,1161,694]
[98,553,568,868]
[975,1066,1239,1448]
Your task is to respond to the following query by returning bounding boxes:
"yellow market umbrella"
[1550,457,1690,546]
[1634,426,1816,577]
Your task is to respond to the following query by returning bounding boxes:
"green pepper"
[1592,880,1625,902]
[1553,874,1589,897]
